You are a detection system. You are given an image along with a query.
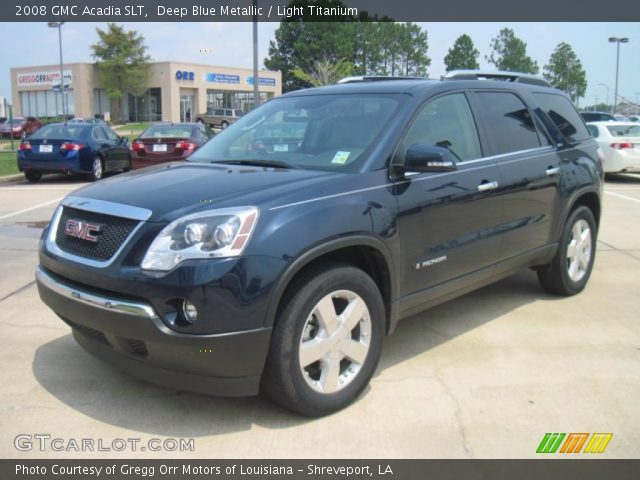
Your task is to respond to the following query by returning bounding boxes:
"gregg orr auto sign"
[17,70,72,87]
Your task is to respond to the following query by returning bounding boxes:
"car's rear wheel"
[221,121,229,129]
[261,263,385,416]
[87,156,103,182]
[196,118,204,124]
[24,171,42,183]
[537,205,597,296]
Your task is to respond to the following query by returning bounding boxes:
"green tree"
[91,23,151,122]
[291,56,354,86]
[486,28,539,74]
[543,42,587,103]
[264,2,430,91]
[444,34,480,72]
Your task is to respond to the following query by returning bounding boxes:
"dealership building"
[10,62,282,122]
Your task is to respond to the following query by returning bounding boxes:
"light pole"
[608,36,629,114]
[48,22,66,119]
[252,0,259,110]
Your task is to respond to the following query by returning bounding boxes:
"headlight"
[141,207,259,271]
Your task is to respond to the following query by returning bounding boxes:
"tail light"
[175,141,196,151]
[19,142,31,151]
[131,141,145,152]
[610,142,633,150]
[59,143,84,152]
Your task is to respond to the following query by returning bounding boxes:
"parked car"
[586,121,640,173]
[628,115,639,123]
[580,111,616,123]
[196,108,243,129]
[18,122,131,182]
[613,115,631,122]
[130,123,215,169]
[35,72,602,416]
[0,116,42,138]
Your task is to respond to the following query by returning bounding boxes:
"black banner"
[2,460,640,480]
[5,0,640,22]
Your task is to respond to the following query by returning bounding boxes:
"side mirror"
[120,136,129,145]
[401,144,457,173]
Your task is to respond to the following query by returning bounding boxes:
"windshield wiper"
[212,159,296,169]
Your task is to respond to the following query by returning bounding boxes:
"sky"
[1,22,638,108]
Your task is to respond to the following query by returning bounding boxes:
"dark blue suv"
[36,72,603,416]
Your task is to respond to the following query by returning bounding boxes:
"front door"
[180,95,193,122]
[394,93,503,312]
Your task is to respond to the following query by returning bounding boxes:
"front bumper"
[36,266,272,396]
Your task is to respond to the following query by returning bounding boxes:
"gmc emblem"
[64,219,103,242]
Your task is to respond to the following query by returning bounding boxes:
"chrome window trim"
[46,196,151,268]
[36,266,157,318]
[270,146,556,211]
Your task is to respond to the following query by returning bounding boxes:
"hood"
[70,162,340,222]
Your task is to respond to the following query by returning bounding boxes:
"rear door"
[470,90,560,263]
[394,92,503,309]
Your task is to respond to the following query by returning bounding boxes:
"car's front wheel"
[87,156,103,182]
[24,171,42,183]
[537,205,597,296]
[261,263,385,416]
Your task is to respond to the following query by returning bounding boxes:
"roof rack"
[442,70,551,87]
[337,76,428,84]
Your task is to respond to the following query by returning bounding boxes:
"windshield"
[29,124,85,140]
[607,125,640,137]
[141,126,195,139]
[189,94,403,172]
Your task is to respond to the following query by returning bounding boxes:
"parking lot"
[0,173,639,459]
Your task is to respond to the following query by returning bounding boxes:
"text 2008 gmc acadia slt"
[36,72,603,416]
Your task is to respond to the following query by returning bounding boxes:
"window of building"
[206,90,273,113]
[475,92,540,155]
[124,88,162,122]
[19,90,72,118]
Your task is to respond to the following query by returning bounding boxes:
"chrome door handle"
[545,167,560,176]
[477,181,499,192]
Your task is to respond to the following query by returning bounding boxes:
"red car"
[0,116,42,139]
[130,123,215,169]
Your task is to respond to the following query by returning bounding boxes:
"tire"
[196,118,204,124]
[261,263,385,416]
[123,159,132,172]
[24,171,42,183]
[87,156,103,182]
[221,121,229,129]
[537,206,597,296]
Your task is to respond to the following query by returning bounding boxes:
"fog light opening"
[182,300,198,324]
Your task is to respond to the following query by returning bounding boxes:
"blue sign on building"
[175,71,195,81]
[204,73,240,84]
[246,76,276,87]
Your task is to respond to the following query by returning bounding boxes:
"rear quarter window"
[474,92,541,155]
[534,93,591,144]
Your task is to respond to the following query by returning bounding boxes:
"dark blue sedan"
[18,123,131,183]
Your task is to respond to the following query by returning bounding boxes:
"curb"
[0,173,23,184]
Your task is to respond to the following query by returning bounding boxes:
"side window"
[587,125,599,138]
[533,93,591,143]
[402,93,482,162]
[214,109,224,116]
[92,127,107,141]
[102,127,119,141]
[475,92,540,155]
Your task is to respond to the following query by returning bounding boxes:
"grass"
[112,122,155,136]
[0,151,19,177]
